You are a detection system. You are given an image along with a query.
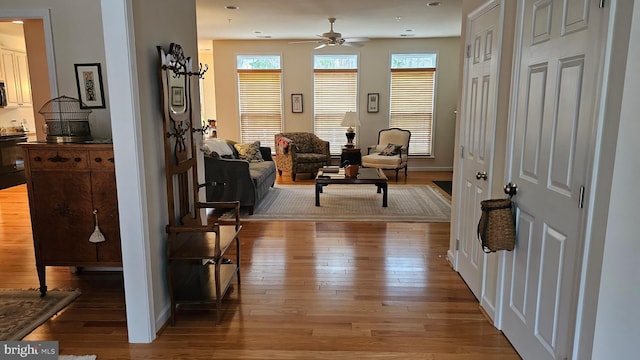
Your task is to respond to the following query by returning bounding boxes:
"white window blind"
[389,68,435,156]
[237,69,282,146]
[314,69,357,154]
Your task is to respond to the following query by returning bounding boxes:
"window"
[390,53,437,156]
[314,55,358,155]
[237,55,282,146]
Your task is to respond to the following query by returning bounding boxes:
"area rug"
[0,288,81,340]
[223,185,451,222]
[433,180,453,196]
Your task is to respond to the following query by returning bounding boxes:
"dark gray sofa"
[203,140,276,215]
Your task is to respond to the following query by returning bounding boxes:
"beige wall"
[23,19,51,140]
[130,0,200,328]
[210,37,461,170]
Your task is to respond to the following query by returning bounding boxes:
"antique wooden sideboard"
[19,142,122,296]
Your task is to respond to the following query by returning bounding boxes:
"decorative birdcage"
[38,95,92,143]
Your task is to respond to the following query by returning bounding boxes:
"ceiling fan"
[290,18,369,49]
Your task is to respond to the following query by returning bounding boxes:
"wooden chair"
[158,43,241,325]
[361,128,411,181]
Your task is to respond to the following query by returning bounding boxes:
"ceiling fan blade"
[342,42,364,48]
[314,43,327,49]
[343,37,370,43]
[289,40,322,44]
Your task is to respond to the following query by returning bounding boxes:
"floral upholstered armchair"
[274,132,330,181]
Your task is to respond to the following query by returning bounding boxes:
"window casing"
[237,55,282,146]
[313,55,358,155]
[389,54,437,156]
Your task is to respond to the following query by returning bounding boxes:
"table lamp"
[341,111,360,148]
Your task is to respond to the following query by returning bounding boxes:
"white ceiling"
[196,0,463,43]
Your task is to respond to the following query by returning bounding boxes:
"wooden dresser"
[20,142,122,296]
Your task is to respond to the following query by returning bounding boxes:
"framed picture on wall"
[74,63,106,109]
[367,93,379,113]
[292,94,303,113]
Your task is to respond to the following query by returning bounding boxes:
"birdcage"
[38,95,93,143]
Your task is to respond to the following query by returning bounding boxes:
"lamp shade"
[341,111,361,128]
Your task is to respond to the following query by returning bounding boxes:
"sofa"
[202,138,276,215]
[274,132,330,181]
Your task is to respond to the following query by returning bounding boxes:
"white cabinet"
[0,50,31,107]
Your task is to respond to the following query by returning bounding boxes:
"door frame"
[451,0,505,322]
[498,1,633,357]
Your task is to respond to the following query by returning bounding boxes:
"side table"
[341,146,362,166]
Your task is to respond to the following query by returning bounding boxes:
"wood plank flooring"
[0,171,520,359]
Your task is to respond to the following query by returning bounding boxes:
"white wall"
[0,0,112,139]
[210,37,460,170]
[592,2,640,358]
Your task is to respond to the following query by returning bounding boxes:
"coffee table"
[315,167,388,207]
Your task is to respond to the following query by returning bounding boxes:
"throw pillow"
[234,141,264,162]
[201,138,234,157]
[380,143,403,156]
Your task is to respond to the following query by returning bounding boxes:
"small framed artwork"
[292,93,303,113]
[367,93,379,113]
[171,86,184,107]
[74,63,106,109]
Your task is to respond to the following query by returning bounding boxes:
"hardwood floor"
[0,171,520,359]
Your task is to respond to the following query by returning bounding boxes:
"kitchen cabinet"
[20,142,122,296]
[0,49,31,107]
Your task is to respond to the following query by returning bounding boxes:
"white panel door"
[457,3,500,301]
[501,1,607,359]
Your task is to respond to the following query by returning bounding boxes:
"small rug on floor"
[0,288,81,340]
[222,185,451,222]
[433,180,453,196]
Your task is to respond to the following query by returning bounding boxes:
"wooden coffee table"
[315,167,388,207]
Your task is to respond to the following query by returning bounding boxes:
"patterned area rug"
[0,289,81,340]
[224,185,451,222]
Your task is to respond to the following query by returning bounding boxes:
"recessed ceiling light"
[426,2,441,6]
[395,16,402,21]
[254,31,262,34]
[225,5,239,10]
[12,20,24,24]
[405,29,414,32]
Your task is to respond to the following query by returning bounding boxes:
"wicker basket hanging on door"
[38,95,92,143]
[477,198,516,253]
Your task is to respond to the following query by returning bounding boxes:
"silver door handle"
[504,182,518,196]
[476,171,488,180]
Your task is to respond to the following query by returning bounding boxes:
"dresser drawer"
[89,150,115,170]
[27,149,89,170]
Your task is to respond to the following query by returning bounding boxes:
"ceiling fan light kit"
[290,17,369,48]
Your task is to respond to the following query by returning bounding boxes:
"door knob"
[504,182,518,197]
[475,171,488,180]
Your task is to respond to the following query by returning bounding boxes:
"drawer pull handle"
[47,155,69,163]
[74,157,82,162]
[108,158,115,164]
[34,156,42,162]
[95,157,102,163]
